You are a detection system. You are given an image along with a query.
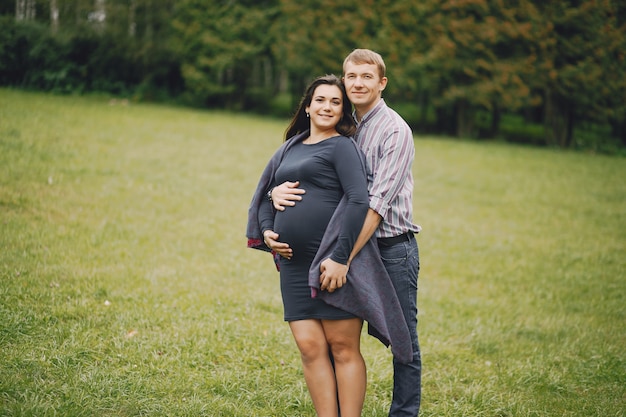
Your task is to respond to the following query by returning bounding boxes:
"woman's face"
[305,84,344,132]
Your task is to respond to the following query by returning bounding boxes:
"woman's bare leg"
[323,318,366,417]
[289,319,338,417]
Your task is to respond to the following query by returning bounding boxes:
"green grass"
[1,89,624,416]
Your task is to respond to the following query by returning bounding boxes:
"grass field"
[1,89,625,416]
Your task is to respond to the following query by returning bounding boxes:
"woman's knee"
[324,320,362,359]
[295,335,328,363]
[290,320,328,362]
[327,334,362,363]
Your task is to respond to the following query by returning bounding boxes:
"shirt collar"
[353,98,386,126]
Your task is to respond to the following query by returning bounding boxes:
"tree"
[530,0,626,147]
[172,0,278,108]
[416,0,540,138]
[271,0,413,108]
[270,0,351,105]
[0,0,624,150]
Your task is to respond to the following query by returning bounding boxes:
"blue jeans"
[379,235,421,417]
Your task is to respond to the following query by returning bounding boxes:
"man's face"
[343,61,387,114]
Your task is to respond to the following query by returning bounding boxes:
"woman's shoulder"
[333,134,357,144]
[331,136,365,165]
[330,135,359,150]
[334,135,360,150]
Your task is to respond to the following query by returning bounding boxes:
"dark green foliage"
[0,1,624,152]
[171,0,279,109]
[0,16,46,87]
[0,0,183,99]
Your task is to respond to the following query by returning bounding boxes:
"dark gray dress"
[258,136,368,321]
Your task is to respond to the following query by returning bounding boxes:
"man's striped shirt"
[354,99,421,238]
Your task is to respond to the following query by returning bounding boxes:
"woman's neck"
[304,127,339,144]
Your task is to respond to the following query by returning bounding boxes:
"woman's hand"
[319,258,348,293]
[263,230,293,260]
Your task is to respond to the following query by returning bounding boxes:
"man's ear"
[380,76,388,92]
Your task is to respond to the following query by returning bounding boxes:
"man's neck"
[354,98,382,123]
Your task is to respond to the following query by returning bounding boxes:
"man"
[266,49,422,416]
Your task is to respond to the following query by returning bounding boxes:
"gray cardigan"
[246,131,413,364]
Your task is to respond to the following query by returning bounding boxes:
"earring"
[306,112,310,118]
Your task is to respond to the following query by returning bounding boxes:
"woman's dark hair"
[284,74,356,141]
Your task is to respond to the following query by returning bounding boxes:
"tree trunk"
[435,106,454,135]
[290,75,307,110]
[544,88,573,148]
[419,92,429,131]
[16,0,36,21]
[456,99,475,138]
[15,0,23,20]
[610,115,626,147]
[277,69,288,94]
[263,57,272,90]
[27,0,35,19]
[92,0,105,32]
[128,0,137,37]
[489,104,501,138]
[50,0,59,33]
[144,0,153,44]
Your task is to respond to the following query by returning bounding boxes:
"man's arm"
[265,180,304,255]
[348,208,383,263]
[271,181,305,211]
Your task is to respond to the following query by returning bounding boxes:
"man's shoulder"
[375,102,412,136]
[376,106,413,138]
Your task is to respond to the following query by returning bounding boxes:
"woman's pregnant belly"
[273,195,336,262]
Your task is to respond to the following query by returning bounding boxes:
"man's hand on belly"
[271,181,305,211]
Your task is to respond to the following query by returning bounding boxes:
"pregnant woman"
[249,74,368,417]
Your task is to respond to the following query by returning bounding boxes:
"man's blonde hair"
[343,49,386,78]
